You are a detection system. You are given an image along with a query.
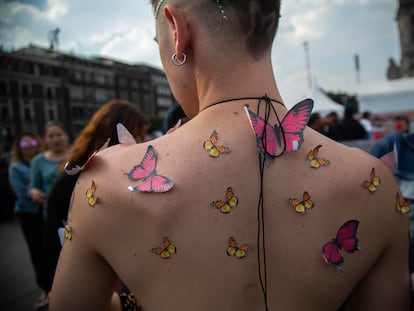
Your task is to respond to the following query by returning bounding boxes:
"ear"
[163,5,190,60]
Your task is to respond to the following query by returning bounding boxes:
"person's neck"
[46,149,68,161]
[23,155,34,163]
[196,56,282,112]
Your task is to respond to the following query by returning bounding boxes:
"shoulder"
[66,142,154,241]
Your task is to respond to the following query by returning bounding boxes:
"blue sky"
[0,0,401,105]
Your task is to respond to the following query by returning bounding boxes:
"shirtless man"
[50,1,409,310]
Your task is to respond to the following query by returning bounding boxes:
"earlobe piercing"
[171,52,187,66]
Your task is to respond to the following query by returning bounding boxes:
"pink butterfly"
[244,99,313,162]
[322,220,360,272]
[116,123,137,145]
[125,145,174,193]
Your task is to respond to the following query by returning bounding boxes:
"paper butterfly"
[116,123,137,145]
[65,138,110,175]
[307,145,329,168]
[227,236,249,259]
[125,145,174,193]
[58,220,72,247]
[203,130,230,158]
[152,237,176,259]
[322,220,360,272]
[289,191,314,214]
[210,187,238,214]
[245,99,314,163]
[395,192,411,214]
[86,180,98,207]
[361,167,380,193]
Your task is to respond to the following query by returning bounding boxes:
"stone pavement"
[0,218,42,311]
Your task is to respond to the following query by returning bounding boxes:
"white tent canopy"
[358,77,414,114]
[306,87,345,117]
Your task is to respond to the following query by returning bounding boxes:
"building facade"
[387,0,414,79]
[0,44,176,150]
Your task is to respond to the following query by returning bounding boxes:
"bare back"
[51,101,409,310]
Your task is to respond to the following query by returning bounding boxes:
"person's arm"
[8,164,30,201]
[29,155,46,204]
[42,173,78,293]
[369,133,400,158]
[49,172,118,311]
[344,164,410,310]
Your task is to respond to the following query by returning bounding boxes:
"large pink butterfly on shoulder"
[322,219,360,272]
[244,99,314,162]
[125,145,174,193]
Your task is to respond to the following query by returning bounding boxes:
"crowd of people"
[3,99,153,310]
[0,1,413,310]
[308,107,412,142]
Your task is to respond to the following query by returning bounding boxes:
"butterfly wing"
[278,99,314,152]
[227,236,238,256]
[57,227,65,247]
[322,241,344,272]
[117,123,137,145]
[303,191,314,209]
[335,220,360,253]
[396,192,411,214]
[86,180,98,207]
[126,146,156,180]
[289,197,306,214]
[362,167,380,192]
[129,174,173,193]
[211,200,231,213]
[244,106,277,159]
[204,130,218,150]
[225,187,238,207]
[163,237,176,255]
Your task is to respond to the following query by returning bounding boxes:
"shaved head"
[151,0,281,59]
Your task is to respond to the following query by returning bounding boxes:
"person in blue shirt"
[370,131,414,295]
[8,132,45,300]
[28,121,70,308]
[29,121,70,207]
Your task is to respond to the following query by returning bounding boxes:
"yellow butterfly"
[395,192,411,214]
[62,220,72,241]
[152,237,176,259]
[203,130,230,158]
[210,187,238,214]
[306,144,329,168]
[227,236,249,259]
[361,167,380,193]
[86,180,98,206]
[289,191,314,214]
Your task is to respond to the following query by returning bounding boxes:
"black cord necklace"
[201,96,285,112]
[202,95,285,311]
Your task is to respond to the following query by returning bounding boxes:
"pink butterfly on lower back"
[245,99,314,163]
[322,219,360,272]
[124,145,173,193]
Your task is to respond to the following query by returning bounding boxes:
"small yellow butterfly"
[306,145,329,168]
[62,221,72,241]
[210,187,238,214]
[361,167,380,193]
[203,130,230,158]
[227,236,249,259]
[152,237,176,259]
[289,191,314,214]
[86,180,98,206]
[395,192,411,214]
